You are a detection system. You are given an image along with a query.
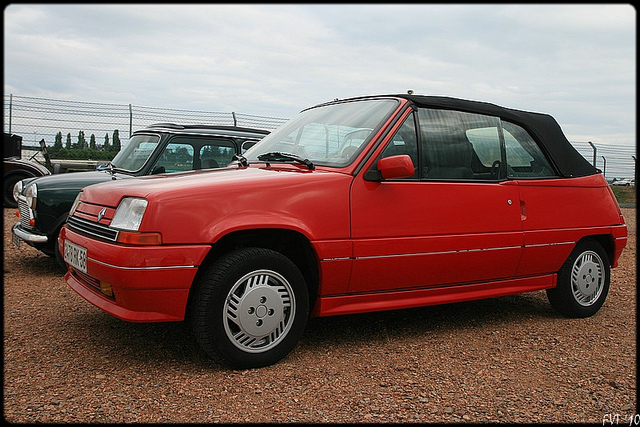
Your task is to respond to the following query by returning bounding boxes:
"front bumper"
[12,222,48,244]
[60,225,211,322]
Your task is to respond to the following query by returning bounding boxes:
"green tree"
[112,129,121,152]
[54,132,63,150]
[89,133,96,149]
[103,133,110,151]
[77,131,86,149]
[65,133,72,149]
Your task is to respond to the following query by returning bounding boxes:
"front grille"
[17,198,33,229]
[67,215,119,242]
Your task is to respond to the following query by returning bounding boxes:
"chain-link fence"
[3,94,289,147]
[569,141,635,180]
[3,94,636,179]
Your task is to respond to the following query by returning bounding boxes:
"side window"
[418,109,501,180]
[380,113,419,179]
[156,143,194,173]
[200,140,236,169]
[502,122,556,178]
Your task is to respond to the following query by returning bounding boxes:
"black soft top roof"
[323,94,598,178]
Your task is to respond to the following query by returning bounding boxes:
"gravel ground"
[3,207,637,423]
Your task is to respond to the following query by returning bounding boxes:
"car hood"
[80,165,354,244]
[24,170,131,192]
[82,165,345,207]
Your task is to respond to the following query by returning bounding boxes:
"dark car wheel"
[546,239,610,318]
[191,247,309,369]
[53,228,67,272]
[4,172,32,208]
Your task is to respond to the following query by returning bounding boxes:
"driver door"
[348,109,523,293]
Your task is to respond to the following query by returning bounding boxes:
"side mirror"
[151,165,166,175]
[365,155,415,181]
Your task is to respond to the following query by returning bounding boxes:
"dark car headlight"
[12,181,23,203]
[25,183,37,209]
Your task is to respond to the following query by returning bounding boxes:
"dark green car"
[11,124,269,268]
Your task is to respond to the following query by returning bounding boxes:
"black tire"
[191,248,309,369]
[4,173,31,208]
[546,239,610,318]
[53,228,67,272]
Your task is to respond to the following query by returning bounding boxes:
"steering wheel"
[341,145,358,159]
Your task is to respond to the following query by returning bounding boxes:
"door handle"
[520,200,527,221]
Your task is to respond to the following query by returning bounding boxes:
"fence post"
[129,104,133,138]
[8,93,12,134]
[587,141,597,168]
[232,111,237,127]
[601,156,607,179]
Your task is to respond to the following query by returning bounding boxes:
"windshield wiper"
[257,152,315,170]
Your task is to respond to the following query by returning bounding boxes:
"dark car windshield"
[110,134,160,172]
[244,99,398,168]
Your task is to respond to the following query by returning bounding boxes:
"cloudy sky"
[3,4,636,174]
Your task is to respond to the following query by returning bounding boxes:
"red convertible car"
[60,94,627,368]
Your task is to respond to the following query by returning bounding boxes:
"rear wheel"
[547,239,610,318]
[191,248,309,369]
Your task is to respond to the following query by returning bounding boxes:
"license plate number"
[64,240,87,273]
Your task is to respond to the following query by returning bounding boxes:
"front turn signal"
[100,281,114,297]
[116,231,162,245]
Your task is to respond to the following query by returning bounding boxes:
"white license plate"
[64,240,87,273]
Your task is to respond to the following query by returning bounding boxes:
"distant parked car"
[3,132,50,208]
[59,94,627,369]
[12,124,269,267]
[611,178,634,187]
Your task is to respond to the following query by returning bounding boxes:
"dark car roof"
[313,94,598,178]
[138,124,270,139]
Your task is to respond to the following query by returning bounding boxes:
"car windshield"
[244,99,398,167]
[110,134,160,172]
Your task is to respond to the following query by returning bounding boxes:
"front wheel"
[191,248,309,369]
[546,239,610,318]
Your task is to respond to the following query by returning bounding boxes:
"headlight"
[110,197,148,231]
[25,183,37,210]
[69,192,82,217]
[12,181,23,202]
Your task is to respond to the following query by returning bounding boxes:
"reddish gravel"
[3,207,636,423]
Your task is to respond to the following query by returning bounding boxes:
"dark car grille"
[67,215,119,242]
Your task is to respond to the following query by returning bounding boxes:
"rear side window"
[502,122,556,178]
